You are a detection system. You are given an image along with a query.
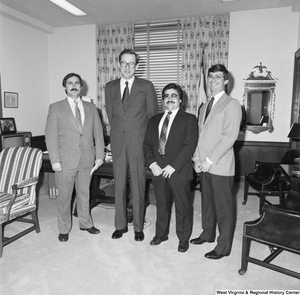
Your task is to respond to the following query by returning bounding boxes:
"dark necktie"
[205,97,215,121]
[122,81,130,113]
[158,111,172,155]
[75,100,83,133]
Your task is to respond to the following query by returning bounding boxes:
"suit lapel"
[111,78,124,116]
[203,93,228,125]
[63,98,82,133]
[125,77,141,112]
[82,102,90,133]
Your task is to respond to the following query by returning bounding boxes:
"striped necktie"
[205,97,214,121]
[158,111,172,155]
[74,100,83,133]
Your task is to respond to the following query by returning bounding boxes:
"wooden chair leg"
[0,224,3,258]
[31,210,40,233]
[259,193,266,215]
[243,181,249,205]
[239,235,251,275]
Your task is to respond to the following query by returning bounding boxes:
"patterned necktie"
[158,111,172,155]
[205,97,215,121]
[122,81,130,113]
[75,100,83,133]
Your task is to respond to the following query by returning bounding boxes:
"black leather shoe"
[178,241,189,252]
[80,226,100,234]
[112,227,128,239]
[204,250,228,260]
[190,237,214,245]
[58,233,69,242]
[134,231,144,241]
[150,236,168,246]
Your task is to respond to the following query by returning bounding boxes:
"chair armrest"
[12,176,39,190]
[263,203,300,219]
[5,176,39,217]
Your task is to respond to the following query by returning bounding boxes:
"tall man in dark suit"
[45,73,105,242]
[190,64,242,259]
[105,49,158,241]
[144,83,198,252]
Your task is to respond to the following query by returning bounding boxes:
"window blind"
[134,20,182,112]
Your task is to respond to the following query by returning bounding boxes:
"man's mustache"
[166,101,175,104]
[71,88,79,91]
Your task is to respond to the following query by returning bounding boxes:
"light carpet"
[0,176,299,295]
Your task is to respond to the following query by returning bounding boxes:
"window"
[134,20,182,112]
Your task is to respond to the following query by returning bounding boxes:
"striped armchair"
[0,147,43,257]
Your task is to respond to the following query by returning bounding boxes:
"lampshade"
[287,123,300,139]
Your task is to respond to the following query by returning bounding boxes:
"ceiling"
[0,0,298,30]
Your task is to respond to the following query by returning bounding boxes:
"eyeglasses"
[120,61,136,68]
[208,74,224,80]
[162,93,179,99]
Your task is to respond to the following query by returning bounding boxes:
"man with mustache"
[143,83,198,252]
[45,73,105,242]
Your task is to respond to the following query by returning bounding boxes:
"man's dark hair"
[162,83,183,101]
[62,73,83,87]
[208,64,229,81]
[119,49,139,64]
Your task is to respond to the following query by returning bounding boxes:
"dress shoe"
[150,236,168,246]
[134,231,144,241]
[80,226,100,234]
[178,241,189,252]
[190,237,214,245]
[58,233,69,242]
[204,250,228,260]
[112,227,128,239]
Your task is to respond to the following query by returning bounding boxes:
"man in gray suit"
[190,64,242,259]
[46,73,105,242]
[105,49,158,241]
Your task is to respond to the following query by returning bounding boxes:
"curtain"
[97,23,134,135]
[180,15,230,116]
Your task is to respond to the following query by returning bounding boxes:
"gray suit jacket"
[194,93,241,176]
[45,98,104,169]
[105,77,158,158]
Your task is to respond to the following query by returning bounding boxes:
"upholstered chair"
[0,147,42,257]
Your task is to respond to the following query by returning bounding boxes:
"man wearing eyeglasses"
[143,83,198,252]
[190,64,242,259]
[105,49,158,242]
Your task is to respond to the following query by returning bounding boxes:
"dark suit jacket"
[105,77,158,158]
[45,98,104,169]
[144,109,198,180]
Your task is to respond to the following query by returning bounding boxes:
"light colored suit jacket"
[194,93,241,176]
[105,77,158,158]
[45,98,104,169]
[144,109,198,180]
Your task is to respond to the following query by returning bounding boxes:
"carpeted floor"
[0,175,299,295]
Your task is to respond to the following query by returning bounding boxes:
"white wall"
[1,6,299,142]
[48,25,97,105]
[228,7,299,142]
[0,16,49,136]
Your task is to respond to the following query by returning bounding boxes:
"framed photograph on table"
[4,92,18,108]
[0,118,17,134]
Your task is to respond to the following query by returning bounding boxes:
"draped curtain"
[97,23,134,135]
[96,16,229,132]
[180,15,230,116]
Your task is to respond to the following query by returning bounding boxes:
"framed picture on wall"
[4,92,18,108]
[0,118,17,134]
